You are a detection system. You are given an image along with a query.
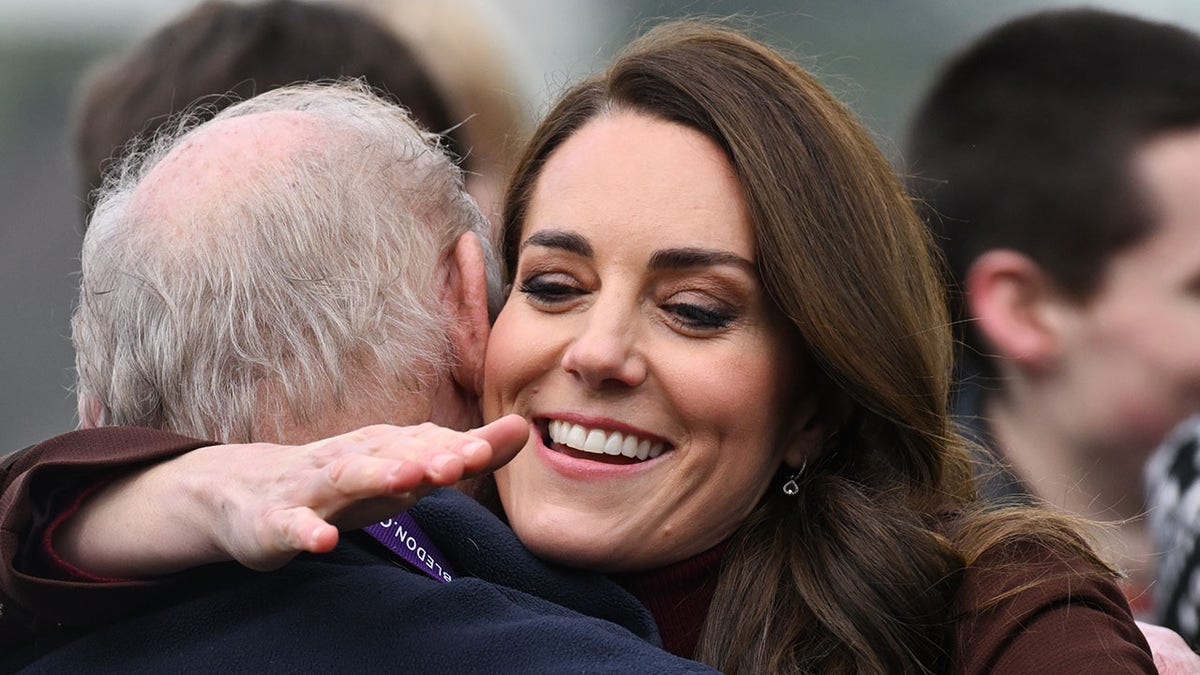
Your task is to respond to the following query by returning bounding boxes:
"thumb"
[467,414,530,470]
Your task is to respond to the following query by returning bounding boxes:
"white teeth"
[546,420,666,461]
[603,433,623,455]
[567,424,586,450]
[584,429,606,453]
[622,434,639,458]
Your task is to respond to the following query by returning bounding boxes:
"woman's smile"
[543,416,669,463]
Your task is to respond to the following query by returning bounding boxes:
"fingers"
[325,453,434,495]
[253,507,340,571]
[465,414,531,471]
[206,423,515,573]
[328,417,529,479]
[300,518,340,555]
[286,419,529,530]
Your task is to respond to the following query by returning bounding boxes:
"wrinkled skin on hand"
[54,415,530,576]
[199,415,531,571]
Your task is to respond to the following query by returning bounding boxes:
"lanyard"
[362,513,457,583]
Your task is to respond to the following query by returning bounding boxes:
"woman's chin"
[509,514,638,572]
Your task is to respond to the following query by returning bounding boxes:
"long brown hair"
[501,21,1109,674]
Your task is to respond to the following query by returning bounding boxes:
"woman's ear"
[442,232,491,396]
[781,396,826,470]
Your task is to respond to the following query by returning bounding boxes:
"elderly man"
[0,82,711,673]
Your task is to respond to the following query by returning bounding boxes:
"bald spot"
[130,110,328,241]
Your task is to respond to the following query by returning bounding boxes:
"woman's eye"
[663,302,735,331]
[518,275,582,304]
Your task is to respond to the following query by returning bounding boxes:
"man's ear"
[442,232,491,396]
[964,250,1069,373]
[78,395,101,429]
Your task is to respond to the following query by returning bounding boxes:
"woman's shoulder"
[949,529,1155,674]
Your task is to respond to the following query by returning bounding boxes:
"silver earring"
[782,461,806,496]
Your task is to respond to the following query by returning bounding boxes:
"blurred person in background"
[905,7,1200,617]
[342,0,532,225]
[1146,416,1200,646]
[71,0,498,220]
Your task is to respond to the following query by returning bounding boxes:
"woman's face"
[483,112,810,572]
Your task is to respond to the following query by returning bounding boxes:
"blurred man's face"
[1052,127,1200,466]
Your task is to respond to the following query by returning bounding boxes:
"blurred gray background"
[4,0,1200,453]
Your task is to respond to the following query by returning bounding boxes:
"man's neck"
[984,392,1153,587]
[427,377,481,432]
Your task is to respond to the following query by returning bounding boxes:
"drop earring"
[781,460,806,496]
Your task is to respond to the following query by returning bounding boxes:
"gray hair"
[74,80,501,442]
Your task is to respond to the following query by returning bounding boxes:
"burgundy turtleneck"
[610,542,728,659]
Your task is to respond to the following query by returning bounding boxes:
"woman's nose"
[560,304,646,389]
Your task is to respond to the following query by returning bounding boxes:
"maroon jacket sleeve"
[951,541,1156,674]
[0,427,216,645]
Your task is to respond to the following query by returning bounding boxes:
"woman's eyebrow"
[520,229,592,257]
[649,247,755,273]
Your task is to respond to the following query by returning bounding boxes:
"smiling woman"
[478,21,1153,672]
[0,19,1156,675]
[487,112,807,577]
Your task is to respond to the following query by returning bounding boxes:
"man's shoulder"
[13,537,715,673]
[2,427,214,486]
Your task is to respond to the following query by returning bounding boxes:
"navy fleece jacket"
[7,489,715,673]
